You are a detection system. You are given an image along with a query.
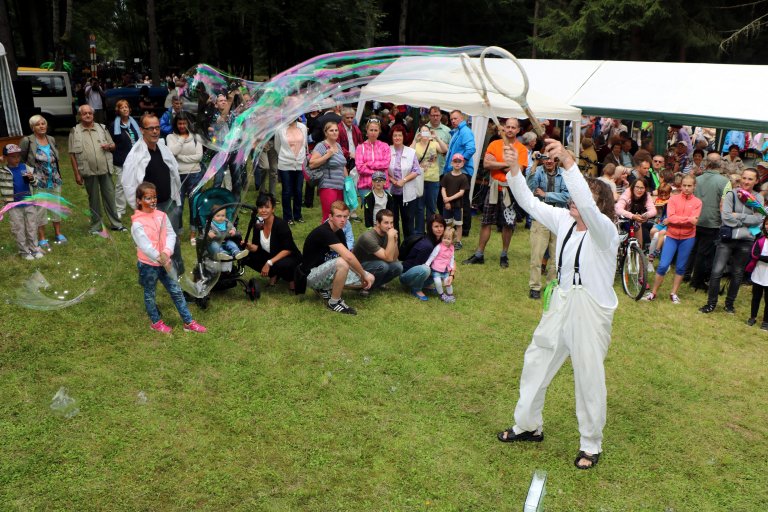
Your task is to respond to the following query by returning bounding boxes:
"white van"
[17,67,76,130]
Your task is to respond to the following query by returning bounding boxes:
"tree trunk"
[54,0,72,72]
[532,0,539,58]
[398,0,408,45]
[147,0,160,85]
[0,0,17,78]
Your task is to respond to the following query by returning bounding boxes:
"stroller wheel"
[196,296,210,310]
[246,278,261,301]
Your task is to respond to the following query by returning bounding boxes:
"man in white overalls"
[497,138,620,470]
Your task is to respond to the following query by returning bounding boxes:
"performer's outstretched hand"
[543,139,575,169]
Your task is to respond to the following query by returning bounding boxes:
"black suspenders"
[557,222,586,286]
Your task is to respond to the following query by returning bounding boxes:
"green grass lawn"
[0,137,766,511]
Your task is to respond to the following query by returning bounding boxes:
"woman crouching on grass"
[131,181,207,334]
[497,139,619,470]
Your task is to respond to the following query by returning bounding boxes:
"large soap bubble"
[0,193,120,311]
[180,45,484,196]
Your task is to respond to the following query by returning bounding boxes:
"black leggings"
[751,283,768,322]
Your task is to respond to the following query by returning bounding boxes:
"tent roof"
[357,56,582,122]
[360,55,768,133]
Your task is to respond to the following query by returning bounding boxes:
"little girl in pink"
[426,227,457,303]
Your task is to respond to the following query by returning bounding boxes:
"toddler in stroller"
[207,205,249,261]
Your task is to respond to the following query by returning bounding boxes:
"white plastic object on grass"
[523,470,547,512]
[50,387,79,418]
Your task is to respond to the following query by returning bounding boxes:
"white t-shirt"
[373,190,388,220]
[260,230,271,254]
[751,241,768,286]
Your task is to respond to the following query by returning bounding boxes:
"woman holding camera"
[242,193,301,292]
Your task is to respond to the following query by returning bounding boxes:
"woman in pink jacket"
[642,174,702,303]
[615,179,656,249]
[355,119,390,199]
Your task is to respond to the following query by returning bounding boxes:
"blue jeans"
[399,263,431,293]
[208,239,240,258]
[656,236,695,276]
[179,170,203,230]
[362,260,403,289]
[279,170,304,221]
[423,181,440,219]
[137,262,192,324]
[157,199,184,275]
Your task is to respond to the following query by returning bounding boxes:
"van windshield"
[19,75,67,98]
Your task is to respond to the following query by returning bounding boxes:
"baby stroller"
[187,187,261,308]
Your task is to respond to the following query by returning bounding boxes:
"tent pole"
[654,120,668,157]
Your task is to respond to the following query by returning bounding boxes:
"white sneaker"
[33,251,44,259]
[215,252,233,261]
[641,291,656,301]
[22,253,35,261]
[670,293,681,304]
[234,249,249,260]
[647,261,654,273]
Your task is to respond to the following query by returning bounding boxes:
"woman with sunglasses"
[355,117,391,201]
[497,139,619,471]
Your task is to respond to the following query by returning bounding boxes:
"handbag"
[719,192,736,242]
[303,142,326,187]
[344,176,359,210]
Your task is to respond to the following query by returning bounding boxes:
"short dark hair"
[375,208,394,224]
[692,149,705,157]
[728,144,740,152]
[256,193,276,209]
[140,113,159,128]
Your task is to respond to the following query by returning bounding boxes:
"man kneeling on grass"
[301,200,374,315]
[352,208,402,295]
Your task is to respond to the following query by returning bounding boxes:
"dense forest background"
[3,0,768,81]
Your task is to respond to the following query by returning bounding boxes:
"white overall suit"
[507,163,619,455]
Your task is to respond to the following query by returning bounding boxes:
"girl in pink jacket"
[131,181,207,334]
[425,227,457,303]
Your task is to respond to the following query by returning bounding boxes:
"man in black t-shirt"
[302,200,373,315]
[352,209,402,291]
[122,113,184,271]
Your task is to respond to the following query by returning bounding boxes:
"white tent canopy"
[358,56,583,124]
[356,55,583,198]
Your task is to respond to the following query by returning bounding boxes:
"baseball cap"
[371,171,386,181]
[451,153,465,163]
[3,144,21,156]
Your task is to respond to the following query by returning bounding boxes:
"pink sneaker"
[150,320,173,334]
[184,320,207,333]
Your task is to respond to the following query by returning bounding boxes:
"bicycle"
[616,221,648,300]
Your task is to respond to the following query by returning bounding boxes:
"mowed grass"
[0,136,767,511]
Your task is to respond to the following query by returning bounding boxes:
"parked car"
[105,84,168,123]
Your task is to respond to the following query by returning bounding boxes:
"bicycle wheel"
[622,243,648,300]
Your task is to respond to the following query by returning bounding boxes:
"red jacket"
[337,122,364,161]
[666,192,702,239]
